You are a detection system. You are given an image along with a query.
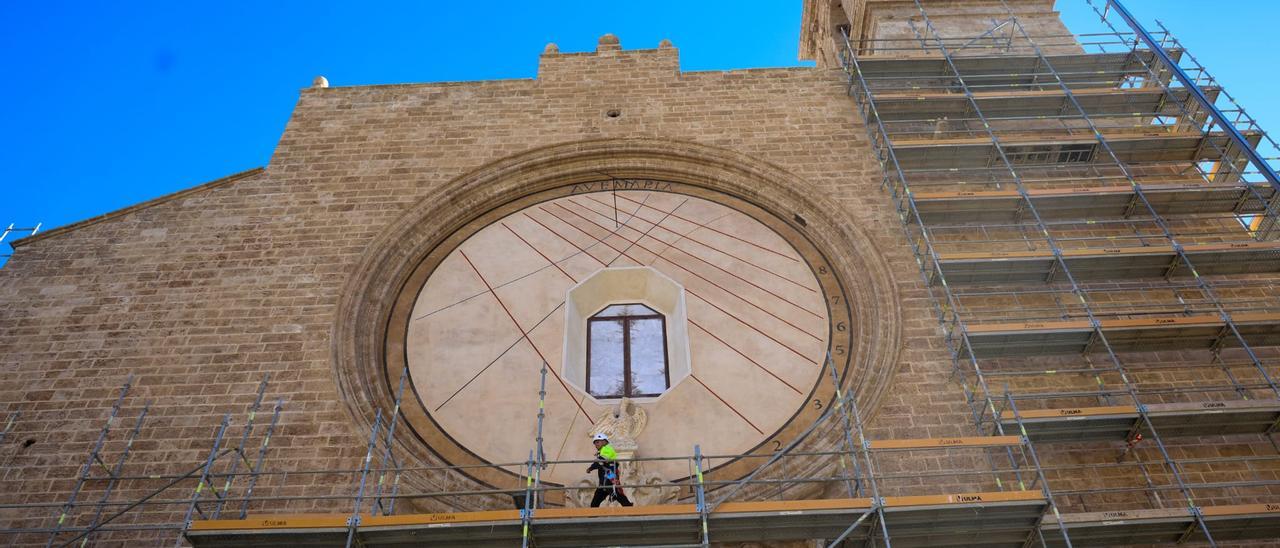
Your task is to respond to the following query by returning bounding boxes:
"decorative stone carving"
[589,397,645,449]
[566,399,678,507]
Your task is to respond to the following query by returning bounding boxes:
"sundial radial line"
[547,203,824,342]
[559,198,824,320]
[501,222,577,283]
[686,288,820,364]
[522,211,610,267]
[400,185,840,487]
[540,201,819,363]
[689,320,805,394]
[645,211,734,268]
[433,301,567,413]
[410,193,657,322]
[548,390,591,479]
[691,374,765,435]
[606,197,688,268]
[540,204,823,361]
[583,194,818,293]
[612,192,800,263]
[457,249,594,424]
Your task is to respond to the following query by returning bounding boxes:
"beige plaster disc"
[396,183,851,486]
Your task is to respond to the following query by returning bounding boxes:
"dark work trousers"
[588,461,634,507]
[591,485,634,507]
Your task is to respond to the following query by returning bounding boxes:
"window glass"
[595,303,659,318]
[587,303,669,398]
[628,318,667,395]
[588,320,626,398]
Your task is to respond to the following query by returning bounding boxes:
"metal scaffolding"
[0,352,1082,547]
[0,223,41,267]
[3,1,1280,547]
[841,0,1280,545]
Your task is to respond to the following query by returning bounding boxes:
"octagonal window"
[587,304,670,398]
[563,267,690,402]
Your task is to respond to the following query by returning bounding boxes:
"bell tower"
[801,0,1074,66]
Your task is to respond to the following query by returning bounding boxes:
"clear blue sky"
[1,0,1274,234]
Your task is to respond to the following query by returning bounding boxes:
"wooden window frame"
[585,304,671,398]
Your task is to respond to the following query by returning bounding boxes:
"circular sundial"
[387,180,853,486]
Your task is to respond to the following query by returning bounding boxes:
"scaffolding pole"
[371,366,409,516]
[177,414,232,548]
[211,375,269,519]
[906,0,1213,540]
[693,445,709,548]
[534,362,547,506]
[845,384,891,548]
[78,401,150,548]
[1104,0,1280,190]
[520,451,535,548]
[46,375,133,548]
[238,397,284,519]
[345,409,382,548]
[825,353,863,499]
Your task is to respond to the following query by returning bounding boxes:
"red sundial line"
[563,199,824,322]
[611,192,799,263]
[542,204,820,365]
[689,320,803,395]
[690,374,765,435]
[647,211,732,266]
[502,222,577,282]
[414,195,656,321]
[434,302,565,413]
[685,287,819,364]
[500,221,600,468]
[606,196,688,267]
[458,249,594,424]
[525,192,690,269]
[551,202,824,344]
[580,194,818,293]
[522,211,610,267]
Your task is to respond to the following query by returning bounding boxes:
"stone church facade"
[2,1,1278,546]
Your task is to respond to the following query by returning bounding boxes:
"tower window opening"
[587,303,670,398]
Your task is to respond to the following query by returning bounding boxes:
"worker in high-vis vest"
[587,433,634,507]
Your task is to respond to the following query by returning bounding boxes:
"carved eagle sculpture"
[588,398,647,444]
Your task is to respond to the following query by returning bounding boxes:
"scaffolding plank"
[871,86,1217,123]
[935,241,1280,284]
[869,436,1023,450]
[185,492,1046,548]
[999,400,1280,442]
[912,182,1275,223]
[878,491,1047,548]
[963,313,1280,358]
[1041,507,1196,546]
[1042,504,1280,546]
[891,132,1257,170]
[856,49,1185,91]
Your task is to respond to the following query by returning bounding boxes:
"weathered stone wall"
[1,3,1277,545]
[0,37,958,545]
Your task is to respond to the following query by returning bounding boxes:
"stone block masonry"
[0,33,956,545]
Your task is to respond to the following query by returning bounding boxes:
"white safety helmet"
[592,433,609,442]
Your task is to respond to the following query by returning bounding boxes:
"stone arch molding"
[331,137,902,509]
